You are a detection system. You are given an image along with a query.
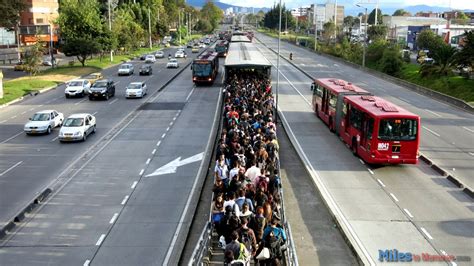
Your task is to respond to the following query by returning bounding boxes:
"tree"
[195,19,212,33]
[263,3,293,30]
[200,1,223,32]
[57,0,103,40]
[24,41,44,76]
[368,8,383,25]
[378,47,404,76]
[455,30,474,76]
[416,29,444,52]
[322,21,335,43]
[392,9,411,16]
[0,0,27,29]
[420,44,457,76]
[62,37,100,66]
[367,25,388,41]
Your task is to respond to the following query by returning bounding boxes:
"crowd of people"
[211,70,287,266]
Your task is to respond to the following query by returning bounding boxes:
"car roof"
[129,82,144,85]
[95,79,111,83]
[121,63,133,66]
[67,113,92,119]
[146,54,154,57]
[169,59,177,62]
[69,79,86,83]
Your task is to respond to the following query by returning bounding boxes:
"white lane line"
[156,140,161,146]
[403,208,414,218]
[390,193,399,202]
[50,136,58,142]
[108,98,118,105]
[11,115,17,119]
[0,120,7,124]
[377,179,386,187]
[469,152,474,157]
[83,260,91,266]
[74,98,88,106]
[420,227,433,240]
[1,131,24,144]
[173,117,177,121]
[29,108,34,111]
[131,181,138,189]
[146,158,151,165]
[21,111,27,115]
[95,234,106,246]
[462,126,474,134]
[152,149,156,155]
[186,86,196,101]
[422,126,441,137]
[399,98,411,104]
[38,104,44,107]
[426,110,442,117]
[92,111,98,116]
[367,168,374,175]
[166,127,170,131]
[359,159,365,165]
[109,213,119,224]
[121,195,129,205]
[139,169,144,176]
[161,133,166,138]
[0,161,23,176]
[169,121,173,127]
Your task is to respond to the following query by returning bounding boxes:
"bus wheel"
[352,139,358,155]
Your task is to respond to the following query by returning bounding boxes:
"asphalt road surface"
[255,33,473,265]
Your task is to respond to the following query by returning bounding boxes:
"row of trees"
[57,0,223,66]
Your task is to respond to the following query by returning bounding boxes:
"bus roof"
[315,78,369,95]
[195,51,218,62]
[345,95,419,119]
[225,42,271,68]
[231,35,251,43]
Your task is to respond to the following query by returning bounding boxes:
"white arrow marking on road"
[146,152,204,177]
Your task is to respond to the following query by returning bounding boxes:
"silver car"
[24,110,64,135]
[126,82,148,98]
[118,63,134,76]
[167,58,179,68]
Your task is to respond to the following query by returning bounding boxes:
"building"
[306,3,344,32]
[383,16,447,47]
[415,12,441,18]
[19,0,59,47]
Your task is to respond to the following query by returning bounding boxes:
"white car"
[145,55,156,63]
[24,110,64,135]
[126,82,148,98]
[118,63,134,76]
[174,50,186,58]
[155,51,164,58]
[59,113,96,142]
[65,79,91,98]
[167,58,179,68]
[199,43,206,48]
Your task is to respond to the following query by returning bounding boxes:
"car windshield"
[31,113,50,121]
[127,84,142,90]
[193,63,212,76]
[140,65,149,69]
[63,118,84,127]
[378,118,417,141]
[68,81,83,86]
[156,52,163,55]
[169,59,177,63]
[120,65,131,69]
[92,81,107,88]
[85,74,98,79]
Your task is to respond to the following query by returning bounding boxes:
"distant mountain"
[187,0,269,13]
[345,4,474,16]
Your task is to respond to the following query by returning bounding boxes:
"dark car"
[89,79,115,100]
[186,42,193,48]
[140,54,147,60]
[139,64,153,75]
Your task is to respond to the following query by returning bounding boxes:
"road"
[0,44,222,264]
[255,32,473,265]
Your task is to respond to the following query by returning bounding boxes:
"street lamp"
[356,3,367,68]
[276,0,282,125]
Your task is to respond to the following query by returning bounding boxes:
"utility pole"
[334,0,338,41]
[148,8,152,49]
[49,24,54,68]
[314,5,317,51]
[276,0,282,125]
[178,10,181,43]
[108,0,113,62]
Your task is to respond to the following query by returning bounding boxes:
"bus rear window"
[378,119,417,141]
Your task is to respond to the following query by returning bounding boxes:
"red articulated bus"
[192,52,219,84]
[312,78,421,164]
[311,78,371,132]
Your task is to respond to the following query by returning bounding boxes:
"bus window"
[378,119,417,141]
[313,85,323,97]
[329,93,337,108]
[367,117,374,140]
[349,107,362,130]
[342,102,347,116]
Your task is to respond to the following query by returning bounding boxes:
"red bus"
[192,52,219,84]
[311,78,370,132]
[339,95,420,164]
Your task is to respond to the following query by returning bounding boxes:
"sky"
[218,0,474,10]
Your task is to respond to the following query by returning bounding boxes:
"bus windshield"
[193,63,212,77]
[216,46,226,52]
[378,118,417,141]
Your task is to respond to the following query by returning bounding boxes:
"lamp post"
[49,24,54,68]
[108,0,113,62]
[148,7,152,49]
[276,0,282,125]
[356,4,367,68]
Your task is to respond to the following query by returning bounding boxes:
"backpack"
[265,232,282,259]
[237,243,250,261]
[240,229,253,253]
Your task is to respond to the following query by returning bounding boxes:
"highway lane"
[0,46,206,232]
[255,32,474,190]
[254,39,473,264]
[0,58,221,265]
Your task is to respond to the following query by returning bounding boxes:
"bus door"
[334,94,345,135]
[360,116,374,153]
[322,88,329,115]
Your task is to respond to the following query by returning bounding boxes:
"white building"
[307,3,344,32]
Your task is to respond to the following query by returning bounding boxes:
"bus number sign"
[378,143,389,151]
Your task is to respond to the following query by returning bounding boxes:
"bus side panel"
[334,94,345,135]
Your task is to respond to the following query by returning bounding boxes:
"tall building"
[308,3,344,32]
[19,0,59,47]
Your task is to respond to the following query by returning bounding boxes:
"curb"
[0,48,208,242]
[257,34,474,200]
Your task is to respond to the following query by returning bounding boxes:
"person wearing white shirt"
[245,160,260,185]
